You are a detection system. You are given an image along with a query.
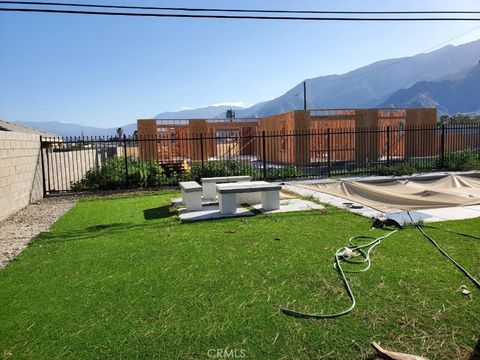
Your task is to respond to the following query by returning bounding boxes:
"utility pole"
[303,81,307,110]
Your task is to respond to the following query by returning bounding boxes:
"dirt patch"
[0,197,76,268]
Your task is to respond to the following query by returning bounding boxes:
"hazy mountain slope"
[16,121,136,137]
[237,39,480,117]
[154,105,244,119]
[15,106,244,137]
[381,63,480,114]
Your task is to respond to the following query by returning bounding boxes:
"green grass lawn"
[0,192,479,359]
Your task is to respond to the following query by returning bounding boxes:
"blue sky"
[1,0,480,127]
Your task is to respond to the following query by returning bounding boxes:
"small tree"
[440,114,480,125]
[226,108,235,119]
[116,127,124,138]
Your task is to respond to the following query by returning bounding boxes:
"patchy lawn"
[0,192,478,359]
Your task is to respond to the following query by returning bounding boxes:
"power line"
[1,7,480,21]
[1,1,480,15]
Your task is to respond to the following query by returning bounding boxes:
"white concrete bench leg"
[203,182,217,201]
[182,190,202,211]
[261,190,280,211]
[219,193,237,214]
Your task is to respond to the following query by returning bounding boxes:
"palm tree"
[116,127,124,138]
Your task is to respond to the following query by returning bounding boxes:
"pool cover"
[300,173,480,212]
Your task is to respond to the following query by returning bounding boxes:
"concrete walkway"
[175,194,324,223]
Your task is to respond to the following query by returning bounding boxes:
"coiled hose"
[280,230,398,319]
[281,213,480,320]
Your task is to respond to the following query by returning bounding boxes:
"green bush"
[185,161,262,181]
[367,150,480,176]
[267,165,306,180]
[375,163,418,176]
[70,158,314,192]
[441,150,479,171]
[185,161,305,182]
[71,158,171,191]
[129,160,170,188]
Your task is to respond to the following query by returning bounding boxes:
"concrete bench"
[179,181,202,211]
[216,181,282,214]
[201,175,252,200]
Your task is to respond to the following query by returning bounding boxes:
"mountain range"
[236,39,480,117]
[12,39,480,137]
[380,63,480,113]
[14,121,137,138]
[15,105,244,137]
[154,105,244,119]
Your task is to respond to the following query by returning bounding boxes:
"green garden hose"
[280,230,398,319]
[281,212,480,320]
[421,224,480,240]
[407,211,480,290]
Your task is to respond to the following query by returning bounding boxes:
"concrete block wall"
[0,131,43,221]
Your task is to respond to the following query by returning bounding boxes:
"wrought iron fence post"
[123,134,128,188]
[45,140,51,193]
[386,126,391,166]
[440,124,445,168]
[39,136,47,197]
[327,128,331,177]
[477,123,480,160]
[262,131,267,180]
[200,133,204,171]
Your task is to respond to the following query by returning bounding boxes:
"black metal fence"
[40,123,480,194]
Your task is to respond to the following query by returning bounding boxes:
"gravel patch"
[0,197,76,268]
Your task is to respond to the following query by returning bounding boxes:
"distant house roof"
[0,119,58,137]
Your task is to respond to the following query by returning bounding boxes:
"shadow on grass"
[35,223,141,244]
[470,337,480,360]
[86,223,127,232]
[33,208,176,245]
[34,222,167,245]
[143,205,172,220]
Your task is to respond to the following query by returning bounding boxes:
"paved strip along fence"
[41,123,480,194]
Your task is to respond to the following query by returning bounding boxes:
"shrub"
[129,160,169,188]
[267,165,306,180]
[70,157,313,192]
[71,158,171,191]
[371,150,480,176]
[184,161,305,181]
[375,163,417,176]
[71,158,124,191]
[441,150,479,171]
[185,161,262,181]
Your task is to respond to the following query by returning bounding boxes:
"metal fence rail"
[40,123,480,194]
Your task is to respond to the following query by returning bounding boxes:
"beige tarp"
[300,173,480,212]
